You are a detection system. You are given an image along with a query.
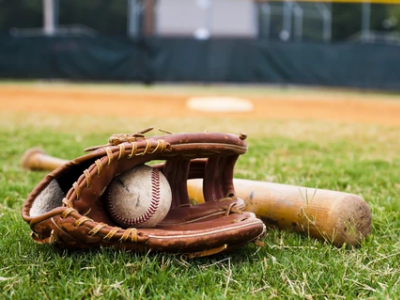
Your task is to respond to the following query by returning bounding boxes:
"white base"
[186,96,254,113]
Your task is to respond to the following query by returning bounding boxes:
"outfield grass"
[1,94,400,299]
[2,80,400,101]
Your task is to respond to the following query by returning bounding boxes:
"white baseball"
[106,165,172,228]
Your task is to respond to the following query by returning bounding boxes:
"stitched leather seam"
[108,168,161,227]
[123,168,160,226]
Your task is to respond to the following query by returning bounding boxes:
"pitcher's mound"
[186,96,254,113]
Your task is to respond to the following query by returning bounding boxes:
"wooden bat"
[188,179,371,247]
[21,148,69,171]
[21,148,372,247]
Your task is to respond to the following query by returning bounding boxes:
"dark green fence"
[0,35,399,91]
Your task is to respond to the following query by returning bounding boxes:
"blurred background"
[0,0,399,90]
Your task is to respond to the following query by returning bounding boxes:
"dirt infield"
[1,83,400,127]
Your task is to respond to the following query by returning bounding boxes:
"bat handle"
[21,148,68,171]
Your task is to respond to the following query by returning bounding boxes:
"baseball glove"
[21,128,266,258]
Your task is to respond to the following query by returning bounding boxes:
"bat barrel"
[188,178,371,247]
[21,148,68,171]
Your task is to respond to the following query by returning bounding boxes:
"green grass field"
[0,84,400,299]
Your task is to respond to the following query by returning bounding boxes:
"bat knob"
[20,148,67,172]
[20,148,47,170]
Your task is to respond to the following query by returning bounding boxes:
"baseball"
[106,165,172,228]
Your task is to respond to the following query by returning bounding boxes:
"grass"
[2,79,400,101]
[1,87,400,299]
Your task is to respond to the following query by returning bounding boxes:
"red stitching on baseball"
[108,168,161,227]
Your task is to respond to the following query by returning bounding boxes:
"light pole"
[43,0,58,36]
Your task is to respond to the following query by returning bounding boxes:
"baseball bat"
[20,148,371,246]
[20,148,69,171]
[187,179,371,247]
